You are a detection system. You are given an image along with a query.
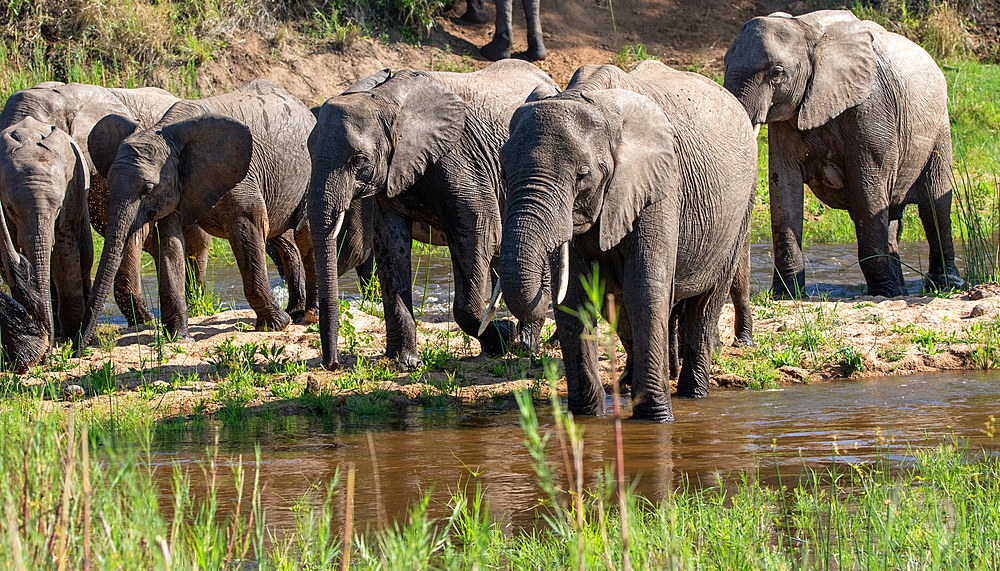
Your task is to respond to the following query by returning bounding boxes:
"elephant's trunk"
[311,212,342,371]
[0,290,49,373]
[500,187,570,324]
[25,222,55,344]
[76,199,142,353]
[723,73,770,126]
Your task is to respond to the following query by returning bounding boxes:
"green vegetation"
[1,386,998,569]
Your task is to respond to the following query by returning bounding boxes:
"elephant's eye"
[576,166,591,181]
[351,153,367,167]
[144,182,155,192]
[769,65,784,80]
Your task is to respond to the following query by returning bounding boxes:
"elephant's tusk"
[555,241,569,305]
[478,280,503,336]
[332,210,346,238]
[296,213,307,231]
[753,124,761,138]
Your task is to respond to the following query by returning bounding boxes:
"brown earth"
[31,282,1000,420]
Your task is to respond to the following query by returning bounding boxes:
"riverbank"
[7,281,997,426]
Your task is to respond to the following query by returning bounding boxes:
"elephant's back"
[108,87,179,129]
[431,60,558,123]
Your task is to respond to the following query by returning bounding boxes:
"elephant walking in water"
[497,61,757,422]
[724,10,961,297]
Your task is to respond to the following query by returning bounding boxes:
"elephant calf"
[498,61,757,422]
[77,79,317,350]
[724,10,961,297]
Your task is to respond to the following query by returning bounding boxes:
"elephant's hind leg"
[521,0,546,60]
[676,284,728,399]
[916,135,961,291]
[459,0,490,23]
[481,0,513,61]
[268,229,307,323]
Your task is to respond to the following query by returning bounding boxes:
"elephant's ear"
[162,112,253,225]
[797,16,876,131]
[586,90,680,251]
[381,72,466,198]
[342,69,391,94]
[88,114,139,177]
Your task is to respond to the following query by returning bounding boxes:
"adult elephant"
[77,79,316,350]
[0,201,49,372]
[308,60,558,371]
[724,10,961,298]
[0,82,210,328]
[497,61,757,422]
[458,0,546,61]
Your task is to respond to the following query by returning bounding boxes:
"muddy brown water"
[99,241,957,324]
[145,371,999,533]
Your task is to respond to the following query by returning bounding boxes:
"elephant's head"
[306,69,465,370]
[498,89,679,324]
[77,106,252,350]
[0,117,90,342]
[723,10,876,131]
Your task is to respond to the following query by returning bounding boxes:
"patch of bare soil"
[24,283,999,421]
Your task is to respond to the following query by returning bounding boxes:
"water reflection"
[147,371,999,531]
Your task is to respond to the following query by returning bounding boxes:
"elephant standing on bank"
[0,82,212,331]
[308,59,558,371]
[458,0,546,61]
[497,62,757,422]
[77,79,317,350]
[724,10,961,298]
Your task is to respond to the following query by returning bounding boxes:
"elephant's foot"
[524,40,547,61]
[290,307,319,325]
[771,270,806,300]
[631,399,674,422]
[866,281,906,298]
[387,348,422,371]
[675,373,709,398]
[459,6,490,23]
[481,37,511,61]
[479,319,518,356]
[617,367,632,391]
[255,310,291,332]
[923,272,964,293]
[732,333,755,347]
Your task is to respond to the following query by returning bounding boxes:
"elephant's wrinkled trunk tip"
[478,280,504,336]
[323,359,340,372]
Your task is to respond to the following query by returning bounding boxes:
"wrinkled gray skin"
[0,82,211,330]
[77,79,317,351]
[308,60,558,371]
[499,61,757,422]
[0,199,49,373]
[724,10,961,298]
[0,118,92,343]
[458,0,546,61]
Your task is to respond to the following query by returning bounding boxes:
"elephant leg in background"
[916,135,962,290]
[730,235,753,346]
[481,0,546,61]
[768,128,807,299]
[374,207,420,368]
[554,251,606,417]
[268,230,307,322]
[229,215,291,333]
[51,215,88,340]
[615,299,634,390]
[460,0,490,23]
[675,283,730,400]
[183,225,211,296]
[622,213,676,422]
[293,220,319,323]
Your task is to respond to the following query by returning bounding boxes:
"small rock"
[152,380,171,391]
[63,385,85,401]
[304,375,321,396]
[970,301,994,318]
[779,366,809,381]
[969,283,999,300]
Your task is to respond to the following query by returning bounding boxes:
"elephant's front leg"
[149,214,190,339]
[554,251,605,417]
[520,0,546,60]
[228,216,291,332]
[853,201,904,297]
[622,221,675,422]
[481,0,513,60]
[768,131,807,299]
[374,207,420,369]
[268,229,307,322]
[117,224,155,326]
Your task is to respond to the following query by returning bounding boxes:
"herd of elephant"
[0,10,963,422]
